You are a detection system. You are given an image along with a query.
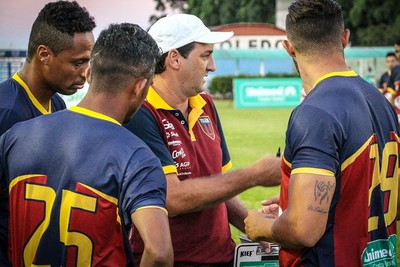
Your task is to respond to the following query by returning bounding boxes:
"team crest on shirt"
[198,116,215,140]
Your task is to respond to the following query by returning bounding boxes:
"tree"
[151,0,400,46]
[151,0,275,26]
[336,0,399,46]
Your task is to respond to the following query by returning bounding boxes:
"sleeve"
[120,146,167,226]
[212,103,232,172]
[0,108,23,136]
[123,106,176,171]
[285,104,342,174]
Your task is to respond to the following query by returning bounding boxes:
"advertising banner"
[233,78,302,108]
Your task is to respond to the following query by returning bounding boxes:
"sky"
[0,0,162,49]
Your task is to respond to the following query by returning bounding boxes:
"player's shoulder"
[0,78,21,106]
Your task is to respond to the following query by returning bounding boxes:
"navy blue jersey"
[0,106,167,266]
[378,71,390,89]
[0,73,66,135]
[388,65,400,91]
[0,72,66,265]
[280,71,399,266]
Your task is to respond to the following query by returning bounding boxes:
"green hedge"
[208,74,300,98]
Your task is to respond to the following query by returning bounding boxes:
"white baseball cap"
[148,13,234,54]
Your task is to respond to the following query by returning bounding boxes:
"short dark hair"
[286,0,344,55]
[154,42,196,74]
[386,52,396,58]
[27,1,96,60]
[90,23,160,92]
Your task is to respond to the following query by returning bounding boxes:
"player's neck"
[18,63,53,111]
[152,81,189,117]
[299,55,350,94]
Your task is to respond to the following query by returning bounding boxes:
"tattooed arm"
[245,173,335,249]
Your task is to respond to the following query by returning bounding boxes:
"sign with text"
[216,36,285,49]
[233,78,302,108]
[234,243,279,267]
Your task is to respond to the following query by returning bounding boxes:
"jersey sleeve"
[285,104,342,174]
[120,146,167,226]
[123,106,176,171]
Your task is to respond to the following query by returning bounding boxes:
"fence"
[0,50,26,82]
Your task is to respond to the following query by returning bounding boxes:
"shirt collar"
[146,86,206,110]
[312,70,358,89]
[12,72,52,114]
[69,106,121,125]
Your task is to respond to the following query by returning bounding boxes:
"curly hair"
[27,1,96,60]
[90,23,161,93]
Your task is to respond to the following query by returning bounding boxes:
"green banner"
[233,78,302,108]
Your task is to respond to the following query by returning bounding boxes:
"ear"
[342,29,350,49]
[131,77,148,99]
[282,39,296,58]
[37,45,51,64]
[166,49,181,70]
[85,67,91,84]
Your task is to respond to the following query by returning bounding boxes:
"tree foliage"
[337,0,399,46]
[151,0,400,46]
[151,0,275,26]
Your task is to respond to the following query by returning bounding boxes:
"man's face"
[44,32,95,96]
[386,55,398,70]
[179,43,216,97]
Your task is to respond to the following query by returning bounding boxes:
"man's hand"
[259,194,280,218]
[244,210,273,242]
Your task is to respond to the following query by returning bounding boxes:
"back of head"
[27,0,96,60]
[285,0,344,56]
[89,23,160,92]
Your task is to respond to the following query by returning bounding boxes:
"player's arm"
[245,172,335,249]
[165,154,281,217]
[131,208,173,267]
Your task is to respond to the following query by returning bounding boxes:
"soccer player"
[388,40,400,115]
[378,52,398,93]
[124,13,281,266]
[0,2,95,265]
[244,0,400,266]
[0,0,95,135]
[0,23,173,266]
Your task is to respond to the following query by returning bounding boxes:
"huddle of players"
[1,1,399,267]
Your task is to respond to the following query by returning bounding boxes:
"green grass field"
[213,99,400,262]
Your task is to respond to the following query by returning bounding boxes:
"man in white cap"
[124,13,281,267]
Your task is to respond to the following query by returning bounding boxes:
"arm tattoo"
[314,180,334,204]
[306,180,335,214]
